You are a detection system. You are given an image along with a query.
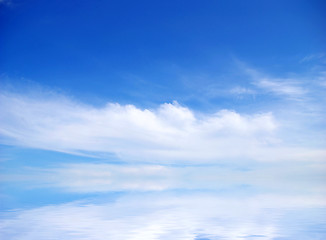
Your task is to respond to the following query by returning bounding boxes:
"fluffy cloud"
[0,91,281,162]
[1,90,325,163]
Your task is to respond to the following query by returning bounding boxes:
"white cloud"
[1,88,326,163]
[241,65,310,100]
[0,91,290,163]
[1,193,325,240]
[254,78,307,98]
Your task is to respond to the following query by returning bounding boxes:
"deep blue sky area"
[1,0,325,107]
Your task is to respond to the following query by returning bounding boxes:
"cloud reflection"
[1,192,325,240]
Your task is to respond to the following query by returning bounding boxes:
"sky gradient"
[1,0,326,239]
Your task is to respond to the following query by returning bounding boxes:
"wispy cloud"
[300,53,326,63]
[238,64,326,134]
[244,68,308,100]
[254,78,307,98]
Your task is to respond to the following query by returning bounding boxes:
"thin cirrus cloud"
[300,53,325,63]
[254,78,307,98]
[243,67,308,100]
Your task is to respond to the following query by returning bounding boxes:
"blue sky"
[1,0,326,239]
[1,0,325,107]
